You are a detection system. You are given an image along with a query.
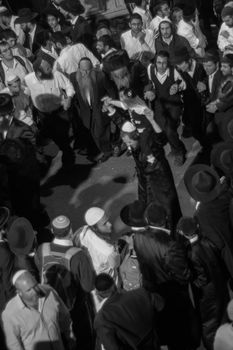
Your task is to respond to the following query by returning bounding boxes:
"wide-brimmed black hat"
[184,164,221,203]
[0,206,10,230]
[120,200,147,228]
[7,217,35,255]
[0,93,14,116]
[211,141,233,175]
[15,8,38,24]
[182,5,196,17]
[60,0,85,15]
[172,46,190,65]
[218,113,233,142]
[103,50,130,73]
[144,202,167,228]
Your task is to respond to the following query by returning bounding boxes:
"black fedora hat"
[184,164,221,203]
[60,0,85,15]
[120,200,147,228]
[172,46,190,65]
[15,8,38,24]
[0,206,10,230]
[7,217,35,255]
[0,93,14,116]
[211,141,233,175]
[144,202,167,228]
[103,50,130,73]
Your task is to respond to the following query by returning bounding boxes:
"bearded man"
[24,56,75,168]
[70,57,117,163]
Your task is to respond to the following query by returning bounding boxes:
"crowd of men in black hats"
[2,0,233,349]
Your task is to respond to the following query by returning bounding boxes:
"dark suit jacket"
[207,69,223,102]
[94,288,162,350]
[0,241,15,312]
[71,16,93,50]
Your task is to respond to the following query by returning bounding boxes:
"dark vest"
[149,65,181,105]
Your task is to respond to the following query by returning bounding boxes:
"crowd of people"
[1,0,233,349]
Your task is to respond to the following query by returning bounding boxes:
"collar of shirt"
[53,238,73,246]
[102,48,117,58]
[162,35,173,45]
[209,69,217,81]
[41,46,58,59]
[130,30,146,39]
[70,15,79,26]
[156,68,170,83]
[2,58,18,70]
[187,59,196,78]
[29,24,37,42]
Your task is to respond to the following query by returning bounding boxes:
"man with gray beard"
[70,57,116,163]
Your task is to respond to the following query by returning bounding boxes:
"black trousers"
[137,158,182,234]
[154,101,186,155]
[37,108,74,165]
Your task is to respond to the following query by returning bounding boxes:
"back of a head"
[130,12,143,23]
[95,273,115,292]
[51,31,67,47]
[145,202,167,228]
[51,215,71,239]
[176,216,199,237]
[35,30,51,48]
[1,29,17,41]
[97,35,115,49]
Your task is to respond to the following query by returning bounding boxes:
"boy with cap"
[177,216,229,350]
[35,214,95,349]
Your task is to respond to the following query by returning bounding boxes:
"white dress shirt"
[54,44,100,75]
[217,22,233,53]
[120,29,155,60]
[24,71,75,113]
[177,19,199,50]
[1,57,31,85]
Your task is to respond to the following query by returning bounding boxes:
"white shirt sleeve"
[177,22,199,49]
[54,71,75,98]
[78,44,100,67]
[217,23,233,52]
[144,30,155,54]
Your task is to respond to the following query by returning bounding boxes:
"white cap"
[121,121,136,133]
[6,74,19,85]
[85,207,105,226]
[12,270,27,285]
[0,7,8,14]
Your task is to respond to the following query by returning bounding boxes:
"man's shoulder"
[24,72,36,83]
[3,295,19,317]
[121,30,131,39]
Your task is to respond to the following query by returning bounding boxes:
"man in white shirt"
[0,41,32,87]
[2,269,75,350]
[24,57,75,167]
[149,0,170,36]
[218,6,233,54]
[52,31,99,76]
[121,13,155,61]
[133,0,152,30]
[177,6,206,57]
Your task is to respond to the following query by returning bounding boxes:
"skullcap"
[121,121,136,133]
[12,270,27,285]
[52,215,70,230]
[85,207,105,226]
[0,6,8,14]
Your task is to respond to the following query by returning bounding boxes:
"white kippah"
[0,6,8,14]
[121,121,136,133]
[85,207,105,226]
[12,270,27,285]
[52,215,70,229]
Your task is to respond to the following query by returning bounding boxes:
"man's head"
[182,6,196,22]
[120,121,139,150]
[51,215,72,239]
[0,8,11,27]
[0,41,13,61]
[7,75,21,96]
[155,50,169,74]
[172,7,183,24]
[13,270,43,308]
[176,216,200,240]
[96,35,115,55]
[129,13,143,35]
[202,51,219,76]
[159,20,172,39]
[221,54,233,76]
[95,273,116,299]
[59,0,85,19]
[144,202,168,228]
[135,0,147,9]
[154,1,171,18]
[46,13,60,30]
[1,29,17,49]
[51,31,67,54]
[221,6,233,28]
[78,57,93,77]
[33,57,53,80]
[85,207,112,236]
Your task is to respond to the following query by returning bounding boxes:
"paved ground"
[41,134,200,236]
